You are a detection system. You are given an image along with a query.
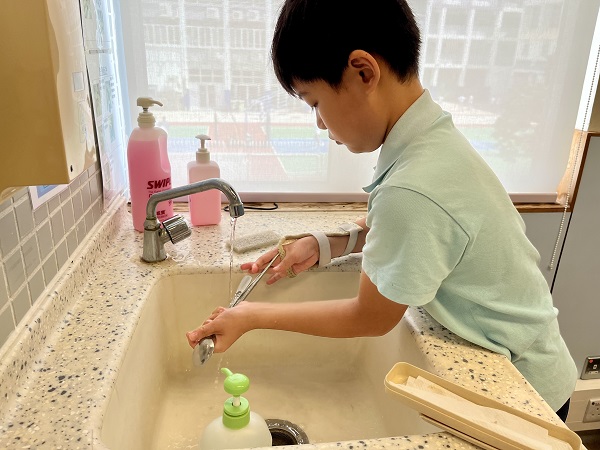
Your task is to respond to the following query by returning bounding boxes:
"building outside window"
[118,0,599,201]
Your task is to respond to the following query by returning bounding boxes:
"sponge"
[227,230,282,253]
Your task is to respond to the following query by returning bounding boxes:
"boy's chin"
[332,139,377,153]
[346,145,378,154]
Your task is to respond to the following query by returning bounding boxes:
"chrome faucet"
[141,178,244,263]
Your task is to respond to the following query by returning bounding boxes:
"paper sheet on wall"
[79,0,128,209]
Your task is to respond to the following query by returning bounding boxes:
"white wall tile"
[15,199,35,238]
[66,230,78,257]
[84,209,94,234]
[11,188,28,201]
[28,269,45,305]
[0,268,8,310]
[37,222,53,257]
[90,173,101,200]
[0,198,10,214]
[81,183,92,212]
[56,241,68,269]
[0,210,19,256]
[12,287,31,323]
[21,236,40,277]
[72,191,84,219]
[4,251,25,297]
[59,187,71,204]
[47,194,60,215]
[0,305,15,348]
[75,220,86,245]
[50,211,65,245]
[33,203,48,226]
[62,199,75,232]
[42,253,58,286]
[0,166,105,347]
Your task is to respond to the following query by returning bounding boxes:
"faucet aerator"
[229,203,245,218]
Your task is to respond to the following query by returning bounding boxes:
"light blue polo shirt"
[362,90,577,411]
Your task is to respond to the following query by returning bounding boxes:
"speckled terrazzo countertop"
[0,198,568,449]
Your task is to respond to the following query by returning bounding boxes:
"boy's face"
[293,69,388,154]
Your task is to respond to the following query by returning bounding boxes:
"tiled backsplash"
[0,163,104,349]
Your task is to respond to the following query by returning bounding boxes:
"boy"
[186,0,577,420]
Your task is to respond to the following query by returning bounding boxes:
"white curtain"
[117,0,600,201]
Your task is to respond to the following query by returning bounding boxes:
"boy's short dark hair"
[271,0,421,96]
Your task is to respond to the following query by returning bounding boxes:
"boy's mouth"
[328,132,342,145]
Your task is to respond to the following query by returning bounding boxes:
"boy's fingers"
[186,321,217,347]
[266,272,285,285]
[272,256,301,276]
[272,252,296,273]
[295,259,315,273]
[258,249,280,267]
[186,330,200,348]
[241,248,280,273]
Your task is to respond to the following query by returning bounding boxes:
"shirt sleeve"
[362,185,469,306]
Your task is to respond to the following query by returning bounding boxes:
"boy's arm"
[328,216,369,258]
[186,270,407,353]
[241,217,369,283]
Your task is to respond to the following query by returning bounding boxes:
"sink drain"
[266,419,309,446]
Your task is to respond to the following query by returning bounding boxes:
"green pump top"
[220,368,253,429]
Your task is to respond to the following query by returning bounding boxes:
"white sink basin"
[100,272,439,449]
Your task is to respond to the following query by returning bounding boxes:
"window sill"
[173,201,564,214]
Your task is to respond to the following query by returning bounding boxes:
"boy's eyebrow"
[295,90,308,99]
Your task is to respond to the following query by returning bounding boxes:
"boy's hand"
[240,236,319,284]
[186,303,253,353]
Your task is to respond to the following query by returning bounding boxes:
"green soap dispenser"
[199,368,272,450]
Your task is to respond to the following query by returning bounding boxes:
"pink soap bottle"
[188,134,221,226]
[127,97,174,232]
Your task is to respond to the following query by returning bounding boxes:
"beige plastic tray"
[384,362,582,450]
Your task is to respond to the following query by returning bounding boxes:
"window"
[118,0,600,202]
[247,9,261,22]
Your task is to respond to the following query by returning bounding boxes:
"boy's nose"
[315,111,327,130]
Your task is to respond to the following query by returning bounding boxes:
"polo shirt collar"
[363,89,443,193]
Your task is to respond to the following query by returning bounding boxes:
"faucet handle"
[162,215,192,244]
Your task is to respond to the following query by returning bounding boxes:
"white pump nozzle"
[137,97,164,110]
[195,134,212,163]
[196,134,211,150]
[136,97,163,127]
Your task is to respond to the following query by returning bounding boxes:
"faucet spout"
[145,178,244,220]
[141,178,244,263]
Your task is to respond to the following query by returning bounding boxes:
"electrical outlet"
[581,356,600,380]
[583,398,600,422]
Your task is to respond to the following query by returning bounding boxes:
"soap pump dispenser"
[187,134,222,226]
[127,97,173,231]
[199,368,272,450]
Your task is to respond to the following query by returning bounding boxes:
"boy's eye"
[311,103,318,111]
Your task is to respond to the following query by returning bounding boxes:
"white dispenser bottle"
[187,134,221,226]
[199,368,271,450]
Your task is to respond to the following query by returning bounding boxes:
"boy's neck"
[380,76,424,142]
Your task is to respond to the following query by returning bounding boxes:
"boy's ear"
[347,50,380,92]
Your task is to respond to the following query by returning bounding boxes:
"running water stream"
[228,217,238,301]
[211,216,239,376]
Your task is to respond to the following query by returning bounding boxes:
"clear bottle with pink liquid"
[188,134,222,225]
[127,97,174,232]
